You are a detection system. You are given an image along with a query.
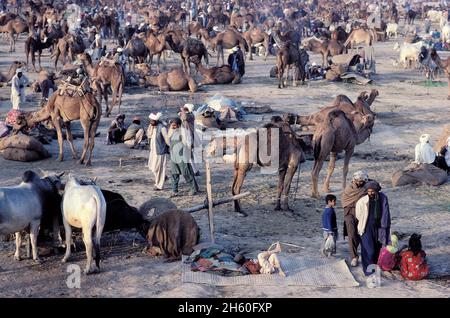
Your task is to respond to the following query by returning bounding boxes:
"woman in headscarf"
[435,136,450,173]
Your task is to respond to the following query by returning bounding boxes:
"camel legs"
[38,52,42,72]
[231,163,251,215]
[323,152,337,193]
[64,121,78,159]
[102,87,110,117]
[52,116,65,161]
[281,159,300,211]
[86,119,99,166]
[342,149,354,190]
[78,118,91,166]
[275,168,287,211]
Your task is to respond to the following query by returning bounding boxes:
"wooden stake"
[205,160,215,243]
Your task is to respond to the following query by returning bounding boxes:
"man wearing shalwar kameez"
[179,103,201,175]
[147,112,169,190]
[355,181,391,276]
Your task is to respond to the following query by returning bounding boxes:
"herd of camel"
[0,0,449,213]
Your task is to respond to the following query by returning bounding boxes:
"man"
[10,68,29,110]
[355,181,391,276]
[167,117,199,196]
[228,45,245,83]
[414,134,436,164]
[342,170,370,267]
[179,103,201,176]
[148,112,169,190]
[107,113,127,144]
[114,47,127,75]
[124,116,145,149]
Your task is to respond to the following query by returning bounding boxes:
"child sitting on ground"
[321,194,338,257]
[377,232,402,271]
[400,233,429,280]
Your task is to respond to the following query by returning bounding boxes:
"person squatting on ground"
[107,113,127,144]
[321,194,338,257]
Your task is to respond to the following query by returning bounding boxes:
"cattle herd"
[0,0,449,282]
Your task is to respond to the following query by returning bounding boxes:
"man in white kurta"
[414,134,436,164]
[10,68,29,110]
[147,112,169,190]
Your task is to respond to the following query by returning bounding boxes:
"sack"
[2,148,43,162]
[323,234,336,255]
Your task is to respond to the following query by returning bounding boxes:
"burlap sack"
[2,148,43,162]
[0,135,50,158]
[392,163,448,187]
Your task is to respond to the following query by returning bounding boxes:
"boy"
[322,194,338,257]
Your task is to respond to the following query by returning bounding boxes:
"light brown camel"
[13,91,102,166]
[430,49,450,100]
[276,42,303,89]
[191,56,239,85]
[0,61,26,84]
[143,30,168,72]
[301,37,329,66]
[144,67,197,93]
[206,116,306,214]
[52,34,86,71]
[210,28,247,66]
[308,91,379,198]
[343,28,374,51]
[243,26,270,60]
[77,52,124,117]
[0,18,29,52]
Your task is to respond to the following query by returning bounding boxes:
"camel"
[272,28,301,48]
[306,91,379,198]
[243,26,270,60]
[0,18,29,52]
[25,34,54,72]
[30,69,57,106]
[276,42,305,89]
[143,67,197,93]
[13,90,102,166]
[165,32,209,74]
[301,37,330,66]
[210,29,247,66]
[206,116,306,214]
[143,30,168,72]
[0,61,26,85]
[52,34,86,71]
[430,49,450,100]
[77,52,124,117]
[124,38,149,70]
[191,56,239,85]
[343,28,374,51]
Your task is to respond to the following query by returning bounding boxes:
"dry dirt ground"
[0,30,449,298]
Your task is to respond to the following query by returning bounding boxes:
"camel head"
[135,63,152,76]
[189,56,202,66]
[77,52,91,64]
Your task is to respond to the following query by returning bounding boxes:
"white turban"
[231,46,239,52]
[15,68,23,74]
[419,134,430,144]
[149,112,162,121]
[116,47,123,52]
[353,170,368,181]
[184,103,195,112]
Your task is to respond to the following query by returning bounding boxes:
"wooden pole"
[181,192,250,213]
[205,160,215,243]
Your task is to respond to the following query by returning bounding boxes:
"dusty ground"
[0,27,449,297]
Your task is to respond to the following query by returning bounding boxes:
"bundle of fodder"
[0,134,51,162]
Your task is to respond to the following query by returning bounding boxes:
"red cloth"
[377,247,398,271]
[400,250,429,280]
[5,109,23,126]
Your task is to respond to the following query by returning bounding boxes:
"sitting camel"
[77,52,124,117]
[13,90,102,166]
[206,116,306,214]
[430,49,450,100]
[191,56,239,85]
[143,67,197,93]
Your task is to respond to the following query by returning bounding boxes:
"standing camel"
[277,42,305,89]
[210,29,247,66]
[77,52,124,117]
[343,28,374,51]
[143,30,168,72]
[166,32,209,74]
[430,49,450,100]
[206,117,306,214]
[0,18,29,52]
[243,26,270,60]
[309,92,378,198]
[13,91,102,166]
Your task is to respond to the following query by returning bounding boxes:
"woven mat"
[182,256,359,287]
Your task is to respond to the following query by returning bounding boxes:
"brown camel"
[77,52,125,117]
[13,90,102,166]
[0,61,26,84]
[191,56,239,85]
[276,42,303,89]
[0,18,29,52]
[124,38,149,70]
[430,49,450,100]
[308,91,378,198]
[144,67,197,93]
[30,69,57,106]
[243,26,270,60]
[343,28,374,51]
[206,116,306,214]
[301,36,330,66]
[210,28,247,66]
[52,34,86,71]
[165,31,209,74]
[143,30,168,72]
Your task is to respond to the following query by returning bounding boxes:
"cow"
[61,174,107,274]
[0,170,64,263]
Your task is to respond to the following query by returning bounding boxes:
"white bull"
[62,174,106,274]
[0,170,63,262]
[394,41,427,68]
[386,23,398,38]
